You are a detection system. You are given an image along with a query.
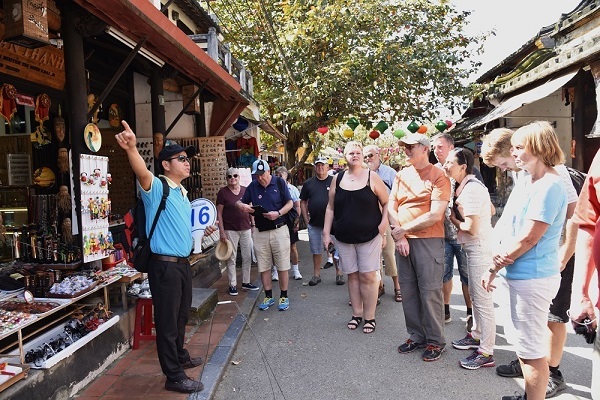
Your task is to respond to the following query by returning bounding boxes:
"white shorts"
[507,274,561,359]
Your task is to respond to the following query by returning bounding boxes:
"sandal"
[363,319,376,334]
[395,289,403,302]
[347,316,362,330]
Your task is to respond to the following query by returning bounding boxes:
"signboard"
[0,41,65,90]
[3,0,50,48]
[190,198,217,254]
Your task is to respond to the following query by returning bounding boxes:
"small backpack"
[566,166,586,195]
[123,177,169,272]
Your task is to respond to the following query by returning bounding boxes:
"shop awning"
[465,71,577,131]
[74,0,249,135]
[233,114,286,141]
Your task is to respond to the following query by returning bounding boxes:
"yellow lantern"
[343,128,354,138]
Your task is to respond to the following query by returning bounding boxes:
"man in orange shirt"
[389,133,451,362]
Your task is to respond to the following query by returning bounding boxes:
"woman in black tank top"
[322,141,390,334]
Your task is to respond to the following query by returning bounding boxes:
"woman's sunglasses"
[227,174,239,179]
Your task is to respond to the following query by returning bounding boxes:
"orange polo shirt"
[391,163,450,239]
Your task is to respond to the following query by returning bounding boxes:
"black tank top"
[333,170,382,244]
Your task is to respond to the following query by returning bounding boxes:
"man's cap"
[158,144,196,162]
[400,133,430,147]
[251,159,269,175]
[315,157,328,165]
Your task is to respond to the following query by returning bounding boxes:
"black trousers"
[148,259,192,382]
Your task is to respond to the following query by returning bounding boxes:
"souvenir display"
[0,309,37,334]
[108,103,122,128]
[57,148,69,174]
[32,167,56,188]
[47,275,97,298]
[0,299,61,314]
[56,186,72,213]
[31,94,52,147]
[53,105,66,143]
[0,84,17,122]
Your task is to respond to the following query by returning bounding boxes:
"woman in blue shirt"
[482,121,567,400]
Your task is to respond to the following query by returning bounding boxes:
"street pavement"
[213,231,595,400]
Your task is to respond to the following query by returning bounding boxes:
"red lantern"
[445,120,453,128]
[317,126,329,134]
[417,125,427,134]
[369,130,380,139]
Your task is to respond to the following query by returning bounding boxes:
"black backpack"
[123,177,169,272]
[566,166,586,195]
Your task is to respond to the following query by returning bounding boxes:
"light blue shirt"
[287,182,300,202]
[375,163,397,193]
[139,175,193,257]
[500,173,567,280]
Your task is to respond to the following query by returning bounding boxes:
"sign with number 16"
[190,198,216,254]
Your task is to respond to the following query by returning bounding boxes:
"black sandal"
[347,316,362,330]
[363,319,376,334]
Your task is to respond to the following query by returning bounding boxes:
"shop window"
[0,104,34,135]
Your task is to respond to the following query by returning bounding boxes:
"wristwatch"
[488,267,498,274]
[277,210,281,216]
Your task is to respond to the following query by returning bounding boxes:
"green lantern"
[407,120,419,133]
[435,120,448,132]
[393,129,406,139]
[347,117,359,130]
[374,120,389,133]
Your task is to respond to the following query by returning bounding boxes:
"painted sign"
[190,198,216,254]
[0,41,65,89]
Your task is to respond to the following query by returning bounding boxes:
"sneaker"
[336,275,345,285]
[138,289,152,299]
[451,333,480,350]
[501,394,525,400]
[292,269,303,280]
[465,314,473,332]
[496,359,523,378]
[397,339,425,354]
[228,286,238,296]
[258,297,275,310]
[241,283,259,291]
[445,312,452,323]
[323,261,333,269]
[165,377,204,393]
[422,344,445,362]
[546,370,567,398]
[278,297,289,311]
[308,275,321,286]
[459,351,495,370]
[271,268,279,281]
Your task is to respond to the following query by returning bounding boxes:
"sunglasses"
[364,153,377,159]
[227,174,239,179]
[166,155,190,163]
[403,144,418,150]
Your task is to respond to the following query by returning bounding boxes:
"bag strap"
[148,177,170,240]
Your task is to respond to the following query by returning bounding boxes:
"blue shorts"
[307,224,336,255]
[443,239,468,285]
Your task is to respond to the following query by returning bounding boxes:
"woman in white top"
[443,147,496,370]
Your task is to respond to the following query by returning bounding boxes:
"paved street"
[213,231,594,400]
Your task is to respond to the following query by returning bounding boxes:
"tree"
[211,0,484,171]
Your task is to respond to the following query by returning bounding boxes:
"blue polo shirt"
[139,175,193,257]
[241,176,292,231]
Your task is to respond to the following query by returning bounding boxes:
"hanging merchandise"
[56,185,72,213]
[32,167,56,188]
[232,116,249,131]
[80,154,112,263]
[347,117,359,130]
[31,93,52,147]
[317,126,329,134]
[53,105,66,143]
[369,130,380,139]
[237,136,258,167]
[374,120,389,133]
[393,129,406,139]
[445,120,453,128]
[407,120,419,133]
[417,125,428,134]
[0,83,17,122]
[87,93,100,124]
[108,103,122,129]
[84,123,102,152]
[342,128,354,138]
[57,147,69,174]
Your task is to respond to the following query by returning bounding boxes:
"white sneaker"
[292,269,302,280]
[271,268,279,281]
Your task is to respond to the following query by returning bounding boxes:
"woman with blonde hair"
[323,141,389,334]
[482,121,568,400]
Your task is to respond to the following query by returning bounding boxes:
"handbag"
[275,176,298,225]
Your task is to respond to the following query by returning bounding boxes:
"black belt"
[152,254,189,264]
[257,222,287,232]
[274,221,286,229]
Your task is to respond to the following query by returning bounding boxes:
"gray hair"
[226,167,239,176]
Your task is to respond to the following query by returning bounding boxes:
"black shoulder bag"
[275,176,299,224]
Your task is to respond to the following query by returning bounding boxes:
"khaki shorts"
[335,235,382,274]
[253,225,291,273]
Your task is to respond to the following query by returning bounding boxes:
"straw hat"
[215,239,234,261]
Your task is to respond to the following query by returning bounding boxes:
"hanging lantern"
[317,126,329,134]
[393,129,406,139]
[369,130,380,140]
[233,117,249,131]
[342,128,354,138]
[435,121,448,132]
[417,125,427,134]
[347,117,359,130]
[445,119,453,128]
[374,120,389,133]
[407,120,419,133]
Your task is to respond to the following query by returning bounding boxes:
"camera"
[572,318,597,344]
[327,243,335,254]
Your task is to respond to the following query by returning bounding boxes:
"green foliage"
[211,0,484,169]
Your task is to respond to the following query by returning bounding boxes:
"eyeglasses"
[364,153,377,159]
[227,174,239,179]
[166,155,190,163]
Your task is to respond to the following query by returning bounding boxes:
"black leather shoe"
[165,377,204,393]
[181,356,203,369]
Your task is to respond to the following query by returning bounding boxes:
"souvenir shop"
[0,0,249,397]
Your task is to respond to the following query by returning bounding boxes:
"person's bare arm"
[114,120,153,190]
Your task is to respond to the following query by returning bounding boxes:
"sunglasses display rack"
[135,138,154,174]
